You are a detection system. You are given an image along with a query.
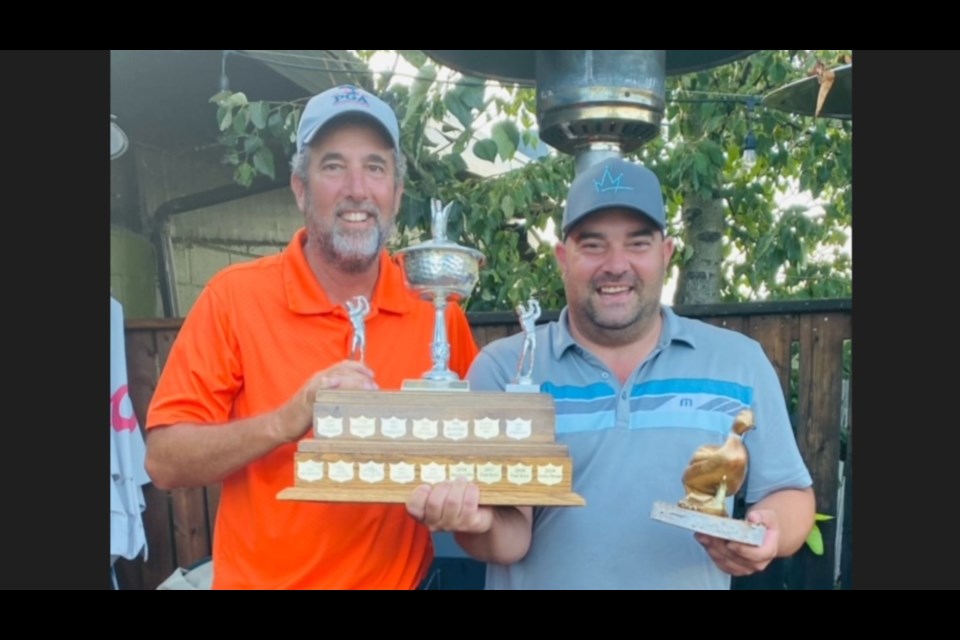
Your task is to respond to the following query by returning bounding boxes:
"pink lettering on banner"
[111,384,138,432]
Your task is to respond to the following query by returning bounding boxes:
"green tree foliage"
[639,50,852,301]
[210,50,851,311]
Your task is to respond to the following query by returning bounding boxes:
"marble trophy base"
[277,389,585,506]
[650,501,766,546]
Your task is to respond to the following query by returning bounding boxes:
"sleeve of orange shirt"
[147,284,242,430]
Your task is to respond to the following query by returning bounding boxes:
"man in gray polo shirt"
[406,158,815,589]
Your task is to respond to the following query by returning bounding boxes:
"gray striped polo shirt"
[468,305,812,590]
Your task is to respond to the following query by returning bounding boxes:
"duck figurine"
[678,409,754,517]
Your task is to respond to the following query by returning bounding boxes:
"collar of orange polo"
[282,228,413,316]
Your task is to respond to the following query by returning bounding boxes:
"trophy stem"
[424,295,457,382]
[396,197,482,391]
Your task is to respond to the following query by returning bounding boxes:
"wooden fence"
[114,299,851,590]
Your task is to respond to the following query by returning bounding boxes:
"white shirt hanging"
[110,297,150,565]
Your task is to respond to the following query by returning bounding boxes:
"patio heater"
[423,50,757,172]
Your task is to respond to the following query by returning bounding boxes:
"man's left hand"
[406,479,494,534]
[694,509,780,577]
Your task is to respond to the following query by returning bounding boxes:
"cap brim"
[563,204,665,238]
[299,110,399,152]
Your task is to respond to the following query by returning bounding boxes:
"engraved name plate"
[474,417,500,439]
[449,462,475,482]
[359,461,386,483]
[328,460,355,483]
[390,462,416,484]
[349,416,376,438]
[537,464,563,486]
[297,460,325,482]
[316,415,344,438]
[413,418,439,440]
[421,462,447,484]
[477,462,503,484]
[507,463,533,485]
[443,419,469,441]
[506,418,532,440]
[381,416,407,439]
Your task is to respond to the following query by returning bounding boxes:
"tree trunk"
[675,192,725,305]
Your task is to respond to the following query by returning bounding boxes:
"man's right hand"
[146,360,378,490]
[273,361,378,443]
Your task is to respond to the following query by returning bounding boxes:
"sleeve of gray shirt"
[467,339,520,392]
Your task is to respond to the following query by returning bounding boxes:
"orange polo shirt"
[147,228,479,589]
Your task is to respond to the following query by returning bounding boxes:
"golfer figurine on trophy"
[345,295,370,365]
[506,298,541,393]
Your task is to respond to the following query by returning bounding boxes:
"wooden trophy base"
[650,501,766,546]
[277,390,585,507]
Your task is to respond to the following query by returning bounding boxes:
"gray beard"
[305,192,395,274]
[320,224,385,274]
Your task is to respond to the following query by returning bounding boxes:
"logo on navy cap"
[594,165,634,194]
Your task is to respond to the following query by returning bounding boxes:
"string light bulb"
[742,97,758,169]
[220,50,233,92]
[742,131,757,168]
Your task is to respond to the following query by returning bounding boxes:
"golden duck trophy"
[650,409,766,545]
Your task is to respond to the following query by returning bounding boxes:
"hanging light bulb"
[219,50,232,92]
[742,131,757,168]
[741,96,759,169]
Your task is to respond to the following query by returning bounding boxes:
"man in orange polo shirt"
[145,85,479,589]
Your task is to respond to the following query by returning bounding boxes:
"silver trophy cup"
[396,199,484,390]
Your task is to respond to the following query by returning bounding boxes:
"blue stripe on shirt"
[631,379,754,404]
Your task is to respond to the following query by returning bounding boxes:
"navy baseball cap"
[296,84,400,153]
[562,158,666,238]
